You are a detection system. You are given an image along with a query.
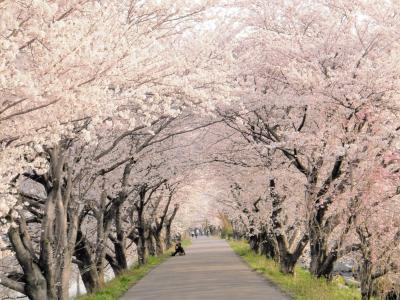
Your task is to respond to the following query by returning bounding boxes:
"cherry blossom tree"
[226,0,400,279]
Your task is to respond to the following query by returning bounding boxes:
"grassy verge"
[77,239,191,300]
[229,240,361,300]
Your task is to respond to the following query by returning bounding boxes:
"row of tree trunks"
[230,110,351,280]
[3,145,79,300]
[2,148,181,299]
[73,160,136,294]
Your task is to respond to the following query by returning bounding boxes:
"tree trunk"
[165,224,172,249]
[101,160,133,276]
[309,232,328,275]
[57,171,79,300]
[25,279,48,300]
[74,230,101,294]
[146,231,156,256]
[259,233,277,260]
[307,156,344,279]
[269,179,309,275]
[8,226,48,300]
[154,232,164,255]
[360,265,373,300]
[357,226,374,300]
[59,237,76,300]
[137,236,146,265]
[40,187,58,300]
[279,256,296,275]
[114,242,128,273]
[309,225,336,278]
[114,205,128,272]
[249,233,260,253]
[164,204,179,249]
[137,215,146,264]
[136,205,147,264]
[309,204,356,279]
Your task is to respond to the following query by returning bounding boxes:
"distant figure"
[191,231,195,238]
[171,242,185,256]
[195,230,198,238]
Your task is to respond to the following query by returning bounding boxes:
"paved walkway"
[120,237,290,300]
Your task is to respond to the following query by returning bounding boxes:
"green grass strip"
[229,240,362,300]
[77,239,191,300]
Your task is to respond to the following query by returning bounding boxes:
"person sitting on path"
[171,242,186,256]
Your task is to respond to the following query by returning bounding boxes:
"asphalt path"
[120,237,291,300]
